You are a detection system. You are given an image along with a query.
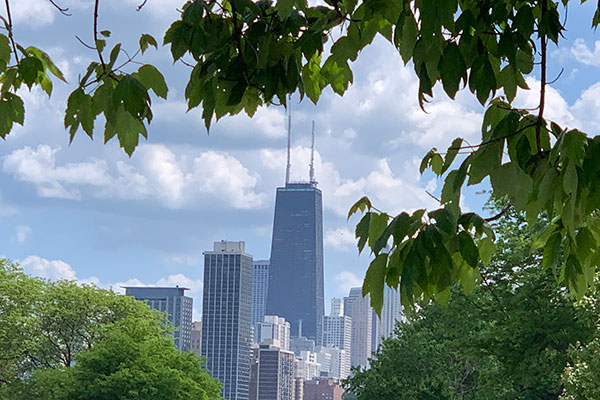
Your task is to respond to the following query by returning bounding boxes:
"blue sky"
[2,0,600,319]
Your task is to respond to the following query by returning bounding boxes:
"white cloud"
[568,38,600,67]
[324,227,356,250]
[3,144,265,209]
[15,225,32,243]
[11,0,56,27]
[3,145,110,200]
[334,271,362,295]
[19,255,77,280]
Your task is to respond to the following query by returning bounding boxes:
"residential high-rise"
[322,308,352,379]
[124,286,192,352]
[202,241,253,400]
[267,182,324,345]
[252,260,270,325]
[257,345,295,400]
[256,315,291,351]
[317,346,350,380]
[344,287,372,368]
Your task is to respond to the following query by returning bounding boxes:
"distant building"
[202,241,253,400]
[257,345,295,400]
[293,377,304,400]
[252,260,270,325]
[330,298,344,317]
[249,344,260,400]
[256,315,291,351]
[344,287,373,368]
[377,286,405,346]
[304,378,344,400]
[191,320,202,356]
[124,286,192,352]
[290,336,315,356]
[317,346,350,380]
[295,351,321,381]
[321,310,352,379]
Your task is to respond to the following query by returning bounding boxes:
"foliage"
[0,259,222,400]
[343,207,598,399]
[3,0,600,310]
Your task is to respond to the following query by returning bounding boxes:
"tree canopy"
[0,259,223,400]
[2,0,600,311]
[343,206,599,399]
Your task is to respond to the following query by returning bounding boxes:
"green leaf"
[96,39,106,54]
[64,88,94,140]
[467,141,503,185]
[369,213,389,249]
[18,56,43,87]
[136,64,168,99]
[438,42,466,99]
[0,34,11,68]
[25,47,67,83]
[348,196,372,219]
[0,93,24,138]
[363,254,388,316]
[562,161,578,197]
[139,34,158,54]
[113,75,151,119]
[356,212,372,253]
[442,138,463,174]
[478,236,495,266]
[458,231,479,268]
[108,43,121,69]
[100,30,111,37]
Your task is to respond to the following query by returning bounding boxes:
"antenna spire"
[309,121,315,184]
[285,99,291,185]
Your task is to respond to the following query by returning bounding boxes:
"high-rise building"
[344,287,373,368]
[317,346,350,380]
[202,241,253,400]
[321,311,352,379]
[330,298,344,317]
[257,345,295,400]
[252,260,270,325]
[191,320,202,356]
[295,351,321,381]
[290,335,315,356]
[377,286,405,346]
[256,315,291,351]
[124,286,192,352]
[267,181,324,345]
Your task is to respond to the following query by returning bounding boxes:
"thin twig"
[75,35,96,50]
[136,0,149,11]
[3,0,18,63]
[47,0,71,16]
[447,123,537,151]
[536,0,548,153]
[425,190,442,205]
[547,67,564,85]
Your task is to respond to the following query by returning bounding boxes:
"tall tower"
[252,259,270,325]
[267,119,324,345]
[344,287,373,368]
[202,241,253,400]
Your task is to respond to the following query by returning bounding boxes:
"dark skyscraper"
[267,182,324,344]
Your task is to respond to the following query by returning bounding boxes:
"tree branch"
[536,0,548,154]
[484,204,511,223]
[3,0,19,63]
[94,0,106,68]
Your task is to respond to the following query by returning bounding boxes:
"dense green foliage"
[0,259,222,400]
[344,208,599,399]
[2,0,600,311]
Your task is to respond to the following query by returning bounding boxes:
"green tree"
[2,0,600,310]
[0,259,222,399]
[344,206,597,399]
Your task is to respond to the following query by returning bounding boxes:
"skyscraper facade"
[123,286,192,352]
[202,241,253,400]
[267,182,324,345]
[377,286,405,346]
[344,287,373,368]
[257,345,295,400]
[256,315,291,351]
[252,260,270,325]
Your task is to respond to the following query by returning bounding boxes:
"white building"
[256,315,291,351]
[191,320,202,356]
[373,286,406,348]
[345,287,373,368]
[318,346,350,380]
[330,298,344,317]
[295,351,321,381]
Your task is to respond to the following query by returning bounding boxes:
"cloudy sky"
[2,0,600,319]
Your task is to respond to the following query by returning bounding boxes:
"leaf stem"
[94,0,106,69]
